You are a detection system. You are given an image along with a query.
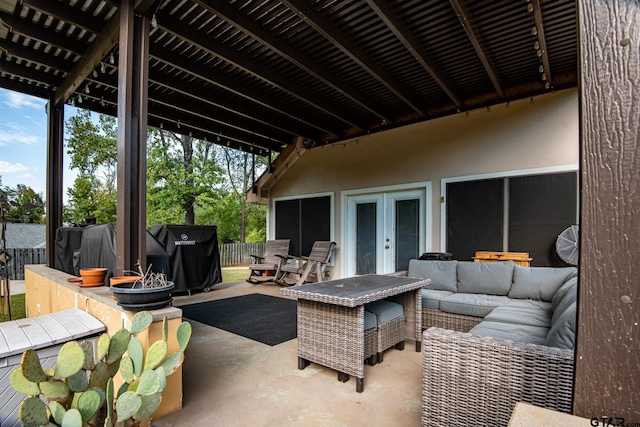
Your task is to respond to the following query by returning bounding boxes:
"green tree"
[215,148,267,243]
[146,129,223,227]
[0,178,45,224]
[64,110,117,224]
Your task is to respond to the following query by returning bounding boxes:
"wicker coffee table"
[281,274,428,392]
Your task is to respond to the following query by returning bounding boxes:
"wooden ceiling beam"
[530,0,553,88]
[0,38,72,71]
[448,0,505,100]
[199,0,389,127]
[21,0,105,34]
[366,0,464,108]
[0,12,87,54]
[156,12,340,137]
[283,0,427,117]
[149,46,324,140]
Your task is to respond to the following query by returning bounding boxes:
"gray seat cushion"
[509,265,577,302]
[470,321,549,345]
[439,293,512,317]
[408,260,458,292]
[365,300,404,324]
[545,302,577,349]
[456,261,515,295]
[364,310,377,330]
[483,305,552,328]
[552,281,578,325]
[421,289,454,310]
[506,299,553,311]
[552,277,578,312]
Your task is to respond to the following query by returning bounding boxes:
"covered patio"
[1,0,639,423]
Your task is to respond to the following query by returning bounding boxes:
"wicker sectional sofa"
[398,259,578,427]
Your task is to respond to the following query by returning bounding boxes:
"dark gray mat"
[180,293,297,346]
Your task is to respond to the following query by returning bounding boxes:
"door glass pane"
[395,199,419,271]
[356,203,377,274]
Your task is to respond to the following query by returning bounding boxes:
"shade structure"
[149,225,222,293]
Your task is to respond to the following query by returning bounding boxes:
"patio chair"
[246,239,290,284]
[276,241,336,286]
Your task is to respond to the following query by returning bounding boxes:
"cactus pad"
[9,368,40,396]
[137,370,161,396]
[88,361,110,390]
[177,321,192,352]
[120,356,134,384]
[18,396,49,427]
[21,349,47,383]
[130,311,153,334]
[66,368,89,392]
[143,340,168,371]
[78,389,102,421]
[39,379,70,401]
[135,392,163,420]
[80,341,96,370]
[97,333,110,360]
[158,351,184,376]
[54,341,85,379]
[61,408,83,427]
[116,391,142,422]
[127,336,144,377]
[49,400,66,425]
[155,366,167,393]
[106,329,131,365]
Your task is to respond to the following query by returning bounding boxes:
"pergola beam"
[365,0,464,108]
[530,0,552,88]
[283,0,427,117]
[448,0,505,100]
[199,0,383,128]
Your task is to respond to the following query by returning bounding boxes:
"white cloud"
[3,91,45,110]
[0,161,29,174]
[0,129,42,146]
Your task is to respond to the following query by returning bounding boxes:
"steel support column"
[45,96,64,267]
[116,0,149,274]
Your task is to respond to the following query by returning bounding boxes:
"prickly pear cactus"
[9,310,192,427]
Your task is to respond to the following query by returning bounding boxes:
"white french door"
[345,189,426,275]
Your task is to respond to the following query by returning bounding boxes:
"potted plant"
[9,310,192,427]
[111,262,175,311]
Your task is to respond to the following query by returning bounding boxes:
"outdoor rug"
[179,294,297,346]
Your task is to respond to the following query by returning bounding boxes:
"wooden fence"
[2,243,265,280]
[2,248,47,280]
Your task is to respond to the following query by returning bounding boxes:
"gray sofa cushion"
[364,310,377,330]
[439,293,512,317]
[484,305,551,328]
[421,289,454,310]
[552,280,578,325]
[457,261,515,295]
[506,299,552,311]
[509,265,577,301]
[470,321,549,345]
[545,302,576,349]
[365,300,404,324]
[408,260,458,292]
[552,277,578,312]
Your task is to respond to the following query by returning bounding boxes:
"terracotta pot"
[109,276,140,286]
[79,268,108,287]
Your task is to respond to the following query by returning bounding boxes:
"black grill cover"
[149,225,222,293]
[77,223,171,285]
[54,227,85,275]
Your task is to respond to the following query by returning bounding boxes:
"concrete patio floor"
[152,279,423,427]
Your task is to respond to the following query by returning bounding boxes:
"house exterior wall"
[268,88,579,277]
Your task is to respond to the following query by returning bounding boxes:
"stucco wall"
[269,88,579,276]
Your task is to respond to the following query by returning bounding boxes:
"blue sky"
[0,88,78,201]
